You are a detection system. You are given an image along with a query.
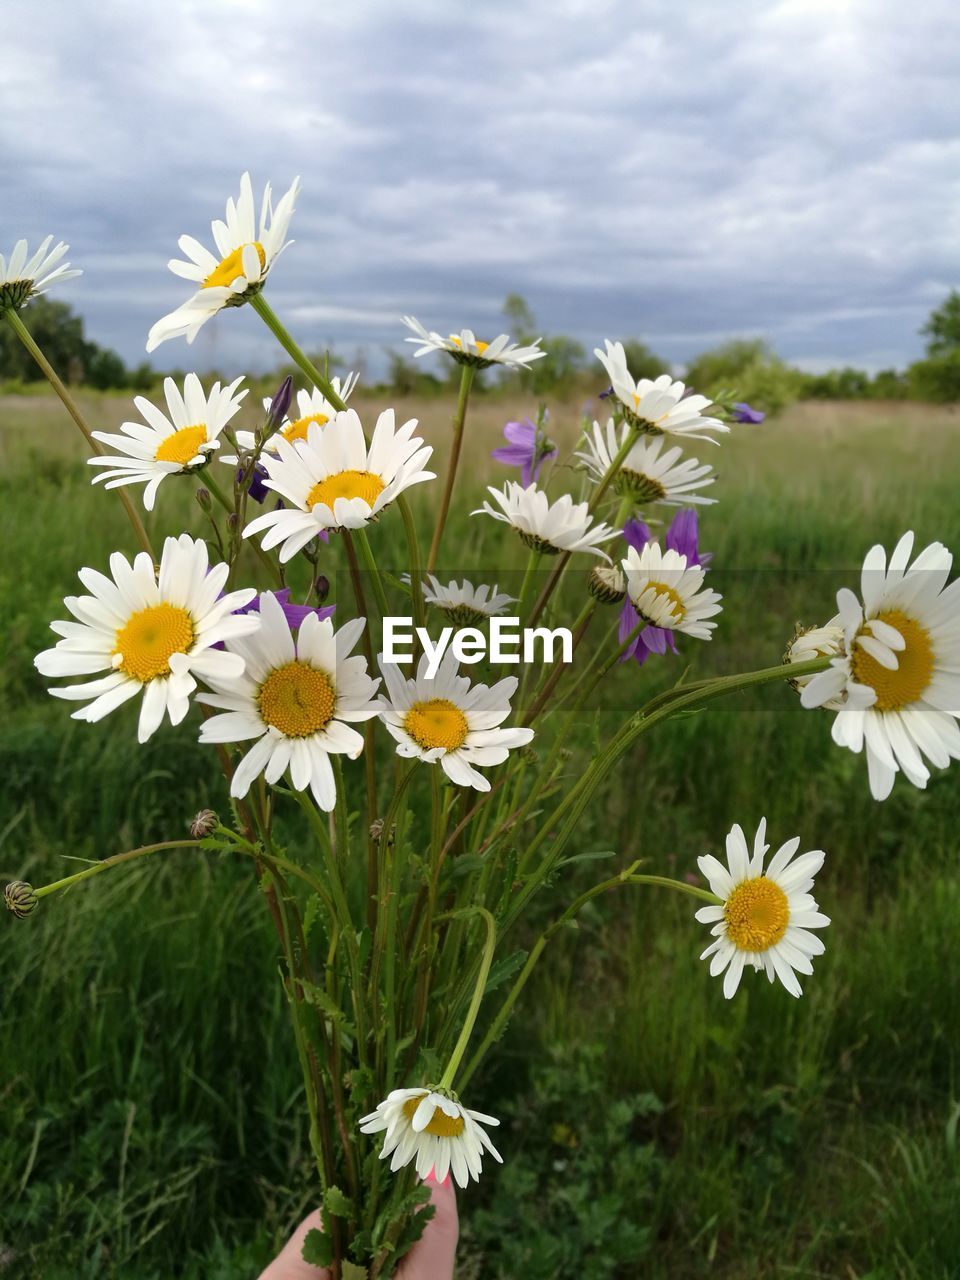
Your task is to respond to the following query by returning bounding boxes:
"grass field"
[2,389,959,1278]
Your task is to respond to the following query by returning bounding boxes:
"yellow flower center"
[307,470,385,511]
[154,423,208,465]
[402,1096,465,1138]
[404,699,469,751]
[282,412,328,444]
[258,661,336,738]
[639,580,686,622]
[449,335,489,354]
[851,610,935,711]
[203,241,266,289]
[114,604,195,683]
[724,876,790,952]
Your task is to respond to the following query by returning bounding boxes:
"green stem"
[5,308,155,560]
[437,907,496,1090]
[249,293,347,411]
[426,364,475,572]
[397,496,427,634]
[354,527,390,617]
[34,840,201,898]
[204,469,283,585]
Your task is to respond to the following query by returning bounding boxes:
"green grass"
[1,393,959,1277]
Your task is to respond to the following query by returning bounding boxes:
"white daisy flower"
[797,531,960,800]
[34,535,259,743]
[419,575,517,627]
[377,651,534,791]
[0,236,81,312]
[87,374,247,510]
[222,377,359,463]
[576,420,716,507]
[243,407,434,556]
[595,341,728,444]
[473,482,618,560]
[785,620,846,708]
[359,1087,502,1188]
[146,172,300,352]
[621,542,722,638]
[697,819,831,999]
[402,315,546,370]
[197,592,379,811]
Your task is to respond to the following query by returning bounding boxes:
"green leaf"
[303,893,324,943]
[300,981,345,1020]
[341,1263,368,1280]
[323,1184,357,1221]
[447,853,486,879]
[485,949,528,993]
[302,1227,334,1267]
[558,849,616,867]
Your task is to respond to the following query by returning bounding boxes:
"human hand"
[257,1175,459,1280]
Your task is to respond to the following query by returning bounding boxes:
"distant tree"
[868,368,908,400]
[502,292,537,336]
[907,352,960,403]
[0,297,143,389]
[921,290,960,356]
[684,339,773,391]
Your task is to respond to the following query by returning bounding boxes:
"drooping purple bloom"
[598,385,615,400]
[732,401,765,424]
[491,417,557,487]
[242,461,271,504]
[619,510,710,666]
[237,588,335,628]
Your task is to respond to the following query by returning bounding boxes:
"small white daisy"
[87,374,247,510]
[146,172,300,352]
[0,237,81,312]
[697,819,831,999]
[34,535,259,743]
[785,620,846,708]
[419,575,517,626]
[243,407,434,556]
[621,542,722,638]
[595,341,728,444]
[223,377,359,463]
[576,420,716,507]
[377,651,534,791]
[473,482,618,559]
[197,592,380,811]
[359,1087,502,1188]
[798,531,960,800]
[402,315,546,370]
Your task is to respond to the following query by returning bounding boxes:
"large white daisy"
[0,237,81,312]
[402,315,546,370]
[377,651,534,791]
[797,531,960,800]
[359,1087,502,1188]
[197,592,379,811]
[621,542,722,639]
[34,535,258,743]
[146,172,299,352]
[696,819,830,999]
[576,420,716,507]
[243,407,434,556]
[223,377,359,462]
[87,374,246,510]
[473,482,618,559]
[419,575,517,626]
[595,341,728,444]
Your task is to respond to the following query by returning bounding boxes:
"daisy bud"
[196,487,212,513]
[4,881,38,919]
[227,512,239,531]
[189,809,219,839]
[265,375,294,434]
[589,564,626,604]
[314,575,330,603]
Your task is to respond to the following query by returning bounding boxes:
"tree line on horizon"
[3,291,960,413]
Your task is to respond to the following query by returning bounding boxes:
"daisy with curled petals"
[377,651,534,791]
[576,420,716,507]
[34,535,259,743]
[359,1087,502,1188]
[785,620,845,708]
[595,340,727,445]
[419,575,517,627]
[697,819,830,999]
[797,531,960,800]
[0,237,81,313]
[88,374,246,510]
[198,592,379,811]
[473,482,618,559]
[243,408,434,556]
[146,172,300,352]
[222,376,360,462]
[621,541,722,640]
[402,315,546,370]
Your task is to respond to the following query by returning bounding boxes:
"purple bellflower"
[491,417,557,488]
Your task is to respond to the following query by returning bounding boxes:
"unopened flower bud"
[189,809,219,839]
[4,881,38,919]
[227,512,239,531]
[588,564,626,604]
[266,375,294,433]
[196,487,212,512]
[314,575,330,603]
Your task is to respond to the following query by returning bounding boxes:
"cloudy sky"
[4,0,959,377]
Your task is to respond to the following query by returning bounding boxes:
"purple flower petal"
[732,402,765,424]
[237,588,335,627]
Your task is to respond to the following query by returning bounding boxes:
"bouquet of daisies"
[4,174,958,1278]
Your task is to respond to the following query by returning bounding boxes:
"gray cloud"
[3,0,959,376]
